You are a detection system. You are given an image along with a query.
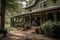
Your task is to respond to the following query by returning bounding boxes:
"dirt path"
[0,28,57,40]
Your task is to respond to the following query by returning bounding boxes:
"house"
[11,0,60,27]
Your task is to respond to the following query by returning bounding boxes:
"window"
[40,3,42,8]
[48,12,54,21]
[39,0,47,8]
[43,1,47,7]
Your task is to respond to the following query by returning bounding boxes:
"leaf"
[51,0,57,3]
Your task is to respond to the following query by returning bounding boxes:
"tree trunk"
[1,0,6,29]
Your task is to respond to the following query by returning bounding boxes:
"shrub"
[20,23,25,27]
[35,27,40,34]
[37,21,60,38]
[25,26,31,30]
[22,25,31,31]
[35,26,43,34]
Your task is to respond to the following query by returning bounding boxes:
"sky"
[18,0,29,8]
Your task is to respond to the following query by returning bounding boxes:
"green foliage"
[20,23,25,27]
[40,21,60,38]
[25,25,31,30]
[35,21,60,38]
[6,0,21,13]
[35,27,41,34]
[51,0,57,3]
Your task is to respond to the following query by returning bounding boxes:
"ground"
[0,28,57,40]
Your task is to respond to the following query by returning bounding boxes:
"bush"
[22,25,31,31]
[40,21,60,38]
[35,26,43,34]
[25,26,31,30]
[20,23,25,27]
[35,27,40,34]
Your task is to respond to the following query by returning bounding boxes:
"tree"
[51,0,57,3]
[1,0,6,29]
[0,0,21,29]
[6,0,20,13]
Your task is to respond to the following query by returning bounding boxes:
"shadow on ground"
[0,28,58,40]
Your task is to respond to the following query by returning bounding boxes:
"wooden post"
[13,17,14,27]
[1,0,6,29]
[19,16,21,23]
[54,11,57,22]
[45,12,48,22]
[43,12,48,22]
[43,13,45,23]
[17,16,20,24]
[10,17,12,27]
[30,15,32,26]
[39,14,41,26]
[17,17,19,27]
[41,13,43,24]
[14,17,17,25]
[11,17,14,27]
[36,14,40,26]
[14,17,17,27]
[28,15,31,26]
[29,15,31,26]
[22,16,25,24]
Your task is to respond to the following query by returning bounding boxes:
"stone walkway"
[0,28,57,40]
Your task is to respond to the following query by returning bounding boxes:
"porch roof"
[12,6,60,17]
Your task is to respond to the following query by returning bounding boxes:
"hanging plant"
[51,0,57,3]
